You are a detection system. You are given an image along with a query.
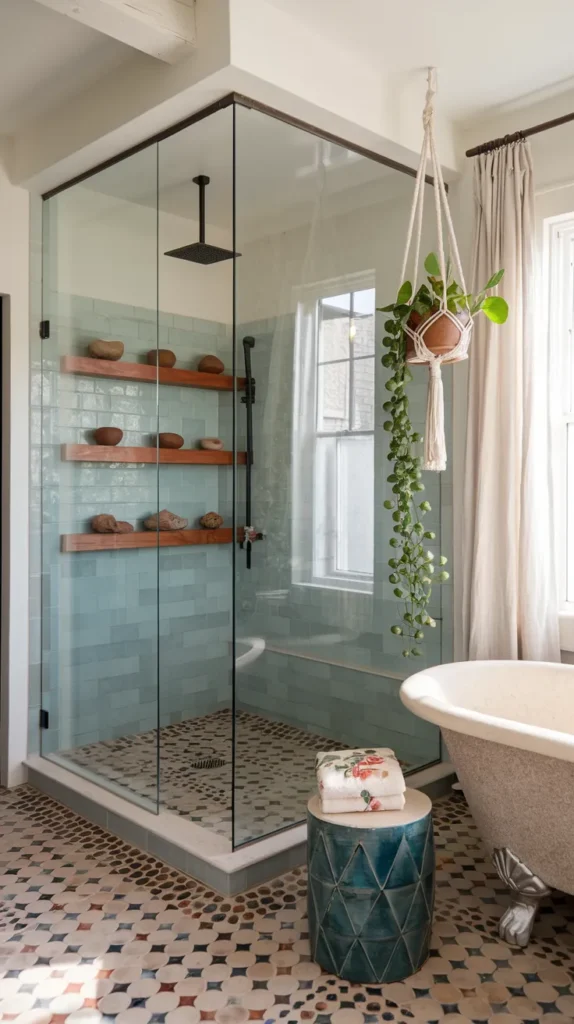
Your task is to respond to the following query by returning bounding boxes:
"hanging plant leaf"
[485,268,505,290]
[396,280,413,305]
[381,251,509,658]
[424,252,441,276]
[482,295,509,324]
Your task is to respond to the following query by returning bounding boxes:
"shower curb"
[25,756,454,894]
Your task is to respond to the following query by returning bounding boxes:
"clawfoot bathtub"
[400,661,574,947]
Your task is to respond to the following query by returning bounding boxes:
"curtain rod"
[465,109,574,157]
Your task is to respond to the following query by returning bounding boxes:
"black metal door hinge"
[39,709,49,729]
[39,320,50,339]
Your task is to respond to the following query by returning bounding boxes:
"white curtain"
[462,140,560,661]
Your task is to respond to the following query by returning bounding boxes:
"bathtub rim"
[400,660,574,764]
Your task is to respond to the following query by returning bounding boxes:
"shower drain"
[189,756,226,770]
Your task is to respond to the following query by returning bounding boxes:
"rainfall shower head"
[165,240,236,265]
[164,175,240,265]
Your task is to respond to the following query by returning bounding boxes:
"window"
[547,217,574,624]
[292,278,375,593]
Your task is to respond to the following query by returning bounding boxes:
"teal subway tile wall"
[233,314,452,768]
[36,293,234,756]
[31,295,451,772]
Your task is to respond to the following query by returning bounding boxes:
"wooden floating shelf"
[61,528,234,553]
[61,444,246,465]
[61,356,245,392]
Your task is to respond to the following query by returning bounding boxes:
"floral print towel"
[316,748,406,813]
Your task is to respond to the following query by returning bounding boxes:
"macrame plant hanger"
[401,67,473,471]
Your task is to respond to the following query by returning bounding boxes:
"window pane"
[336,435,374,574]
[318,361,349,432]
[319,297,350,362]
[568,423,574,602]
[351,287,375,356]
[326,292,351,313]
[352,356,374,430]
[353,288,375,316]
[567,235,574,416]
[313,435,337,578]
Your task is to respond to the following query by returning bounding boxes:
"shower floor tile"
[2,784,574,1024]
[62,709,345,843]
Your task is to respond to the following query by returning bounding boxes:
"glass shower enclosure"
[37,96,446,849]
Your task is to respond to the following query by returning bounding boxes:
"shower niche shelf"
[61,444,246,465]
[61,355,246,392]
[61,528,234,553]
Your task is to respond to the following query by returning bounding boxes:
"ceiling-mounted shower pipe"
[164,175,240,265]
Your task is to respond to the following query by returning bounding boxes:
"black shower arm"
[193,174,209,243]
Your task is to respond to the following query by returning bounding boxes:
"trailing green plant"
[378,253,508,657]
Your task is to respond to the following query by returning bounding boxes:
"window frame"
[292,272,376,595]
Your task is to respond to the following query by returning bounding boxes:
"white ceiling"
[264,0,574,122]
[0,0,135,134]
[4,0,574,192]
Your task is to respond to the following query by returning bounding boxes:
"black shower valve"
[239,526,265,547]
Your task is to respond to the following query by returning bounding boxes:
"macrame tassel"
[423,360,447,472]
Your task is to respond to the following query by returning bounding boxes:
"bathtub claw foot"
[493,848,552,947]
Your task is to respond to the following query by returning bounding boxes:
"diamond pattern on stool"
[1,785,574,1023]
[307,806,434,984]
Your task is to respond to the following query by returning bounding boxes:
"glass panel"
[157,107,234,838]
[40,147,160,811]
[317,361,350,431]
[336,435,374,575]
[352,356,375,430]
[318,296,350,362]
[233,104,443,847]
[352,287,375,355]
[568,422,574,602]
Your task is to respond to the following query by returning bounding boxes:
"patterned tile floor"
[1,785,574,1023]
[62,711,345,844]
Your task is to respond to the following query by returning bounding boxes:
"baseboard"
[25,756,306,895]
[26,755,455,895]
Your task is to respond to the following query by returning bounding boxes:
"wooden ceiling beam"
[32,0,196,63]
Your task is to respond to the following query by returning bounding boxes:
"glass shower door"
[156,107,234,838]
[39,146,161,812]
[232,103,443,847]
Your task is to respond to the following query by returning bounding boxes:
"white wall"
[459,85,574,193]
[0,155,30,787]
[238,174,436,323]
[53,187,233,321]
[229,0,457,171]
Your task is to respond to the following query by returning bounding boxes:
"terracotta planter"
[94,427,123,446]
[406,309,470,365]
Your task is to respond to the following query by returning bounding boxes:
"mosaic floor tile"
[1,785,574,1023]
[59,712,350,842]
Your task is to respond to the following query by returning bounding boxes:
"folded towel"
[322,793,406,814]
[316,748,405,812]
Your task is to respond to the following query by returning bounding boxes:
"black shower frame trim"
[42,91,440,200]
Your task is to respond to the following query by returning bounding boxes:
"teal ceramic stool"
[307,788,434,983]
